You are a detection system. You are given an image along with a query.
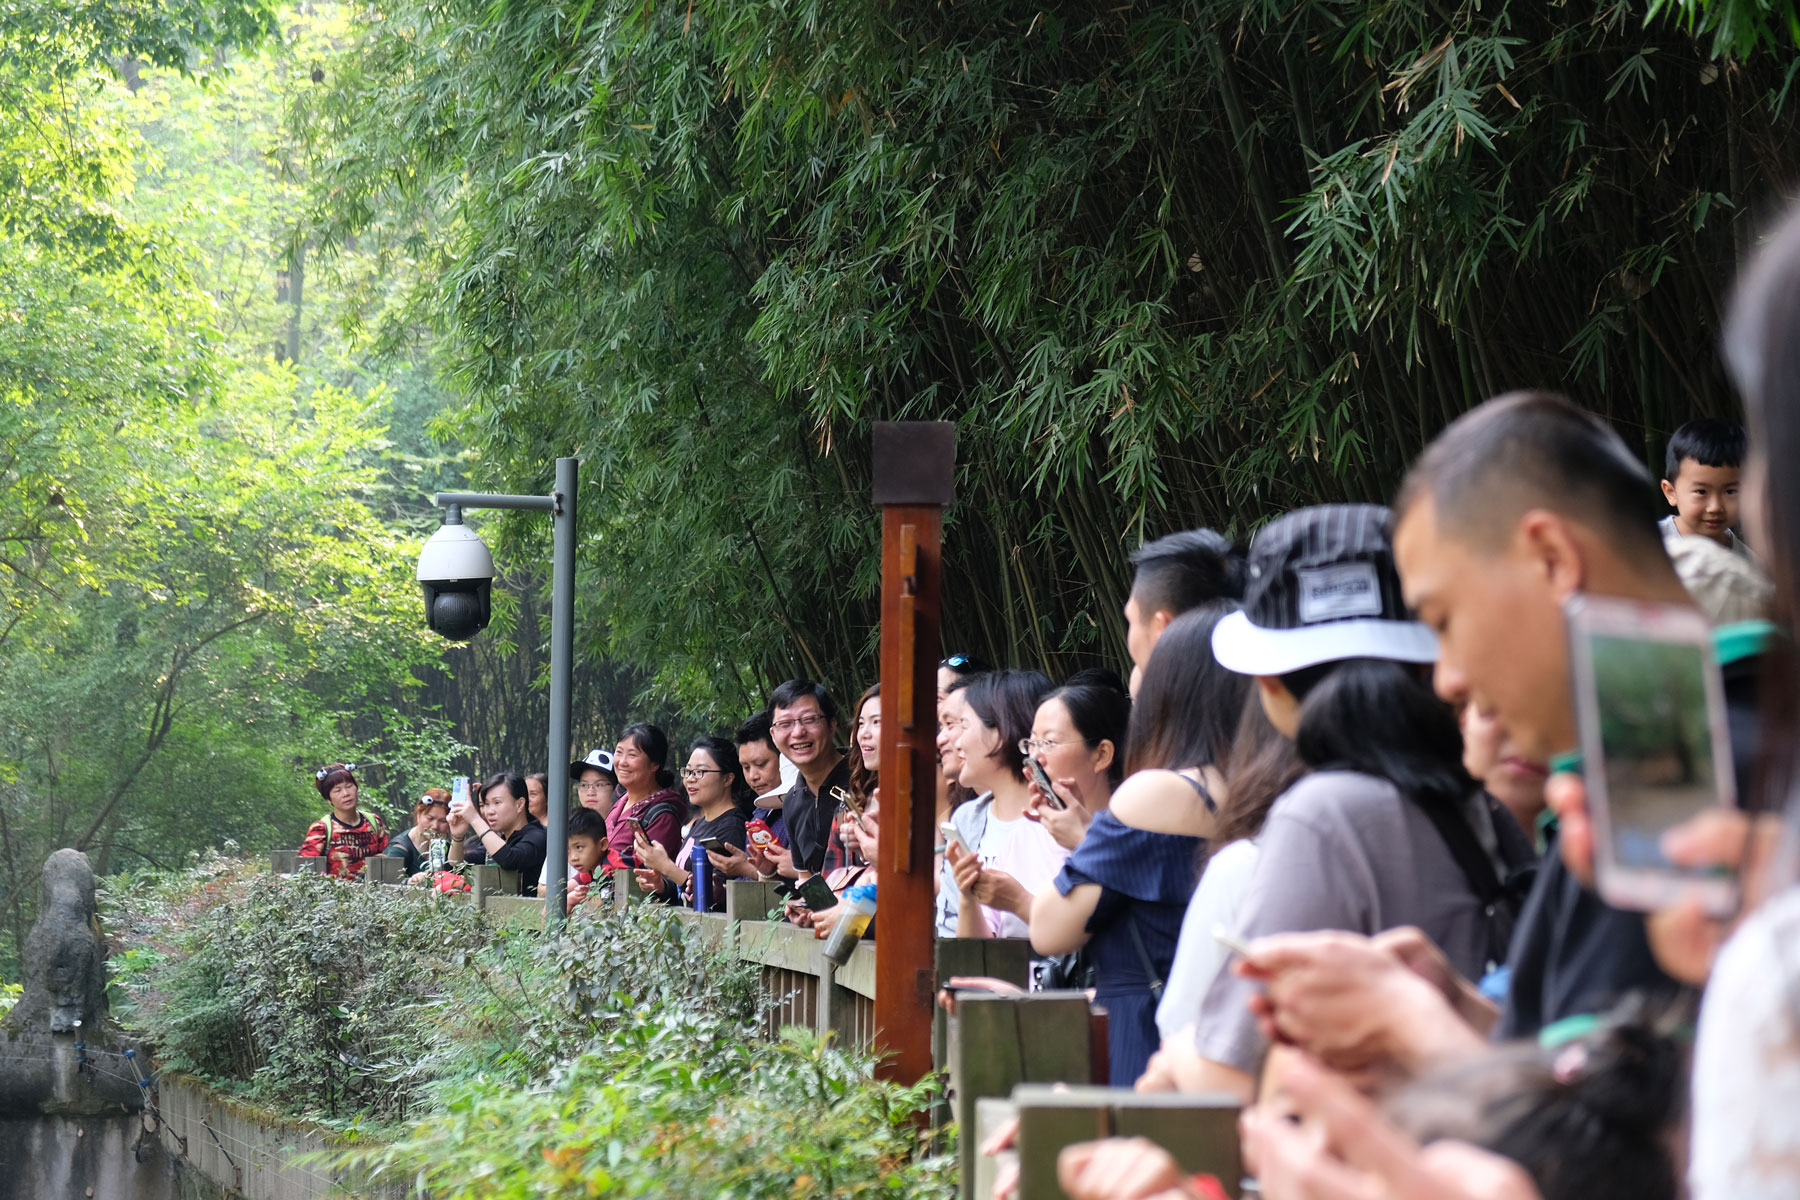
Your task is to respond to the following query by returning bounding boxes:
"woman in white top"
[945,669,1067,939]
[1684,197,1800,1200]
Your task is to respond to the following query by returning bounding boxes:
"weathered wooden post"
[872,420,954,1085]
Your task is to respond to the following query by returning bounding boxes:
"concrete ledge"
[154,1073,411,1199]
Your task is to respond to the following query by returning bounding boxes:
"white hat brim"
[1211,609,1439,676]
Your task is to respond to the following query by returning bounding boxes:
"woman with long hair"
[637,737,755,912]
[603,723,686,868]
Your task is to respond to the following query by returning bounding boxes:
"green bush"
[335,1007,955,1200]
[106,859,764,1125]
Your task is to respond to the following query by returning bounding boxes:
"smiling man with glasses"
[768,679,851,879]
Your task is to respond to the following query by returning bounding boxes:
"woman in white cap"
[1167,504,1534,1101]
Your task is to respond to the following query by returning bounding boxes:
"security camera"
[417,506,495,641]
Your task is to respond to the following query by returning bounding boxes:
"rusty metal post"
[872,421,955,1085]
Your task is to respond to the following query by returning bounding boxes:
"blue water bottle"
[689,843,711,912]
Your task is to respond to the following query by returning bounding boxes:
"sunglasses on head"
[941,655,971,669]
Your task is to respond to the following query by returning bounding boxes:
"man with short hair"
[768,680,852,877]
[1393,390,1695,1035]
[735,712,786,799]
[1123,529,1244,693]
[710,712,792,883]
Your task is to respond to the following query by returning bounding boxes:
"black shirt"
[685,807,750,912]
[465,819,547,896]
[783,757,852,876]
[385,829,429,876]
[1495,827,1691,1038]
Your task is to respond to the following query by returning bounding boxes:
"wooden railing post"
[873,420,954,1087]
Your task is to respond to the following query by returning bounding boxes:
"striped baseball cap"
[1211,504,1437,676]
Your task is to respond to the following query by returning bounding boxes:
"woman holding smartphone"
[603,723,686,868]
[448,772,545,896]
[1022,679,1130,850]
[637,737,752,911]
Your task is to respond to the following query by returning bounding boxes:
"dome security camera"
[417,507,495,641]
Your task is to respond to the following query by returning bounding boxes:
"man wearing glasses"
[768,679,854,879]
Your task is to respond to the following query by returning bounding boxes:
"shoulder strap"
[1126,911,1166,999]
[1176,771,1218,814]
[1413,793,1517,969]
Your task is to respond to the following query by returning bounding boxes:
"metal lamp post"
[432,457,578,928]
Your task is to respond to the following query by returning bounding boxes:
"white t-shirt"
[1691,884,1800,1199]
[1155,838,1259,1042]
[969,806,1069,939]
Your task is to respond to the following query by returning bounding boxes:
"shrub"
[105,859,764,1126]
[335,1005,956,1200]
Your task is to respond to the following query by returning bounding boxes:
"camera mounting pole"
[431,458,578,930]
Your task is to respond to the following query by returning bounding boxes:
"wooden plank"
[610,866,649,910]
[1013,1087,1113,1200]
[293,856,324,875]
[833,938,877,999]
[974,1096,1018,1200]
[725,879,783,924]
[949,993,1025,1200]
[875,498,945,1086]
[737,920,832,974]
[270,850,298,874]
[1111,1095,1244,1199]
[983,938,1033,988]
[364,855,405,885]
[1017,994,1093,1085]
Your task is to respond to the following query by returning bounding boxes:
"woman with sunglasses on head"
[299,763,389,877]
[385,788,451,883]
[637,737,754,911]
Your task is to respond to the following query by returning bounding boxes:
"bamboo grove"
[300,0,1799,720]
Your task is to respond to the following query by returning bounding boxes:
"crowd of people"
[290,204,1800,1200]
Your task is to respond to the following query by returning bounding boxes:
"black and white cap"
[570,748,617,780]
[1211,504,1437,676]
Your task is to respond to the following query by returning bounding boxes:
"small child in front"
[566,806,608,914]
[1660,418,1752,557]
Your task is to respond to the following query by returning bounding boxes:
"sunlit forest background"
[0,0,1793,967]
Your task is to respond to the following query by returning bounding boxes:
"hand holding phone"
[796,873,839,911]
[1567,595,1741,918]
[1024,757,1066,811]
[940,820,972,856]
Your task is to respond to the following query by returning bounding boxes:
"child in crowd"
[564,806,608,913]
[1660,418,1752,556]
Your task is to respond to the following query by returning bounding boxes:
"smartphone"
[796,874,838,911]
[939,820,971,856]
[450,775,471,817]
[836,786,866,820]
[698,837,735,855]
[1024,757,1066,811]
[1212,925,1256,961]
[1567,594,1741,917]
[745,818,779,850]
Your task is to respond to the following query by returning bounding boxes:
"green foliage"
[106,858,761,1126]
[338,1014,953,1200]
[301,0,1800,721]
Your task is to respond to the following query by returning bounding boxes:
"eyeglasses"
[576,779,611,791]
[680,767,724,781]
[771,714,828,734]
[1018,737,1068,757]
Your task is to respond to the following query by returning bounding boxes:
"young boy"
[1660,418,1752,557]
[565,806,608,913]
